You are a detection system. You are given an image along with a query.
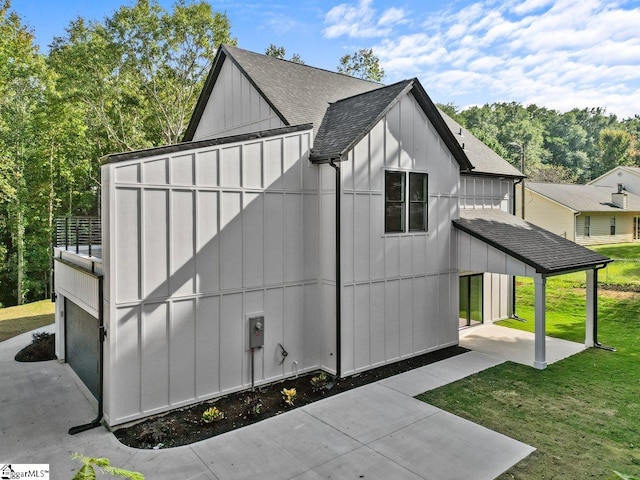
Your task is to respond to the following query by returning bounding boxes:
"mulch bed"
[114,345,468,449]
[14,332,57,362]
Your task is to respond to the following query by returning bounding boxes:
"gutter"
[329,159,342,379]
[69,273,105,435]
[510,178,525,321]
[592,265,616,352]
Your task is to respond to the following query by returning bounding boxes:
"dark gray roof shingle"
[310,80,413,162]
[454,209,611,275]
[440,111,524,178]
[527,182,640,212]
[184,45,381,140]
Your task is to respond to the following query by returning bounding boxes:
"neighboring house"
[53,45,611,429]
[522,182,640,245]
[589,166,640,196]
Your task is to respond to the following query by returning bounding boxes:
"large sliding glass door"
[459,274,483,328]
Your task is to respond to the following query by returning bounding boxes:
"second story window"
[385,171,428,233]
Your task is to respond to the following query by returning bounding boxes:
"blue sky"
[9,0,640,118]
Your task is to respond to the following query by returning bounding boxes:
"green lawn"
[419,242,640,479]
[558,243,640,287]
[0,300,55,342]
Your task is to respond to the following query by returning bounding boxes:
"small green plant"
[71,453,144,479]
[202,406,224,423]
[310,372,329,392]
[243,395,263,416]
[281,387,297,406]
[32,331,53,343]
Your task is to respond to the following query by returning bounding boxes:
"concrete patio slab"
[191,409,360,480]
[460,324,586,366]
[302,383,440,444]
[291,446,424,480]
[369,410,535,480]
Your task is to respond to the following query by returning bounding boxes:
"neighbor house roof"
[527,182,640,213]
[453,209,612,275]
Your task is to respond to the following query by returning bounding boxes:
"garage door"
[65,299,99,399]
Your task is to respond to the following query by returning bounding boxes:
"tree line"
[0,0,638,307]
[440,103,640,184]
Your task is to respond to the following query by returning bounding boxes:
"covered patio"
[455,209,612,369]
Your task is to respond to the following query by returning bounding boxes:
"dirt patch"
[14,332,56,362]
[114,345,468,449]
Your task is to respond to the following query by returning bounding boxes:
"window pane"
[385,171,405,233]
[409,173,427,231]
[409,202,426,231]
[409,173,426,201]
[385,171,404,201]
[385,203,404,232]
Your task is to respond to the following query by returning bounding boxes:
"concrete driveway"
[1,326,534,480]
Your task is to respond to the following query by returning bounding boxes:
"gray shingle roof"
[454,209,611,275]
[184,45,381,140]
[310,80,413,162]
[183,45,509,174]
[439,111,524,178]
[527,182,640,212]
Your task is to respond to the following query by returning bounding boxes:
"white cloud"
[323,0,405,39]
[369,0,640,117]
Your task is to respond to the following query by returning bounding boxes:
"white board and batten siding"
[321,92,461,377]
[53,255,102,360]
[102,128,320,426]
[192,59,285,141]
[459,175,514,322]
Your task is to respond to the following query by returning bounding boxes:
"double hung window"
[385,171,427,233]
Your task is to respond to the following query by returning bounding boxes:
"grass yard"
[419,242,640,479]
[0,300,55,342]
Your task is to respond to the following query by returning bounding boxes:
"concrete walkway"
[1,326,534,480]
[460,323,586,367]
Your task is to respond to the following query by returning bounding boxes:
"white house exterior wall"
[192,60,285,141]
[102,128,320,426]
[459,175,513,322]
[325,93,460,377]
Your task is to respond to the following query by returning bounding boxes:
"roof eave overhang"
[453,220,613,276]
[461,170,525,180]
[103,124,313,165]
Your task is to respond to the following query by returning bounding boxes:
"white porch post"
[534,275,547,370]
[585,269,595,347]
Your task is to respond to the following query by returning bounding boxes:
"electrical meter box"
[249,315,264,349]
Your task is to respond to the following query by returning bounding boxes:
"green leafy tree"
[0,0,49,305]
[265,43,304,64]
[595,129,635,178]
[49,0,235,151]
[337,48,384,82]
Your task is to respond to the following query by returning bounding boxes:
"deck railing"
[55,216,102,257]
